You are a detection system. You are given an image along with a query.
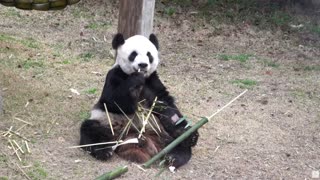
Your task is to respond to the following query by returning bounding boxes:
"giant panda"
[79,33,199,169]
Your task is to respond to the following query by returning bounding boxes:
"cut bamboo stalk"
[14,117,33,126]
[143,117,208,168]
[143,89,248,168]
[104,103,114,136]
[6,128,30,142]
[94,165,128,180]
[8,139,21,161]
[13,140,25,154]
[68,141,122,149]
[3,126,13,137]
[207,89,248,120]
[25,140,31,153]
[16,163,31,180]
[138,97,159,138]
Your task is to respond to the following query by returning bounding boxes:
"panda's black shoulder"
[105,65,128,85]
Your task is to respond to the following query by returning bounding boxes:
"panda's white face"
[115,35,159,77]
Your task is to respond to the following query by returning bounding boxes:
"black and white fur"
[79,33,199,169]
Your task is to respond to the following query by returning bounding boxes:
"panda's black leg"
[80,120,115,160]
[165,145,192,169]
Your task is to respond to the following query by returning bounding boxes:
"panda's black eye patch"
[147,52,153,63]
[128,51,138,62]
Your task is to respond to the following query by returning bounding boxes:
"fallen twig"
[14,117,33,126]
[25,140,31,153]
[6,128,30,142]
[3,126,13,137]
[8,139,21,161]
[16,124,27,133]
[47,119,58,134]
[16,163,31,180]
[13,140,24,154]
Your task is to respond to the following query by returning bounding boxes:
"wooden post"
[118,0,155,39]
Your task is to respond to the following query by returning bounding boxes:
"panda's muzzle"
[138,63,148,69]
[136,63,148,74]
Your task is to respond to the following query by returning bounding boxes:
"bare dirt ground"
[0,1,320,179]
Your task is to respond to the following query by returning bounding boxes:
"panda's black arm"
[146,72,198,146]
[97,68,144,114]
[146,73,188,132]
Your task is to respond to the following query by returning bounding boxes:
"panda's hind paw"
[91,147,113,161]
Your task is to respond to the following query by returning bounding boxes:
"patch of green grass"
[87,23,99,29]
[231,79,257,89]
[291,89,306,99]
[196,0,297,30]
[79,111,90,120]
[270,11,292,26]
[310,25,320,35]
[61,60,71,64]
[21,59,44,69]
[30,139,36,144]
[263,60,280,68]
[52,52,62,58]
[172,0,192,5]
[0,34,39,49]
[164,7,176,16]
[71,7,92,19]
[21,161,27,166]
[0,34,15,41]
[85,88,97,95]
[86,22,112,30]
[219,54,231,61]
[20,38,39,49]
[234,54,252,62]
[3,8,21,17]
[303,65,320,71]
[0,155,8,164]
[79,52,94,62]
[27,162,47,180]
[218,54,252,62]
[0,177,8,180]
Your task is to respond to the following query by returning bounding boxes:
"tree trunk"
[118,0,155,39]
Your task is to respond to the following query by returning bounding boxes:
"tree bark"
[118,0,155,39]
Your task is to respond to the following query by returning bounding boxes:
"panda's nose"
[138,63,148,69]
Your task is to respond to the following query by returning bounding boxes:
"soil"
[0,1,319,179]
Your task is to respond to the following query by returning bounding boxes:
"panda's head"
[112,33,159,77]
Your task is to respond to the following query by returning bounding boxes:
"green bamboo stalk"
[143,117,209,168]
[94,166,128,180]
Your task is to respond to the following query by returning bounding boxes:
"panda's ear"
[112,33,125,49]
[149,34,159,50]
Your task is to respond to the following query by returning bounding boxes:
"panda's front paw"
[130,72,145,87]
[180,130,199,147]
[129,72,145,98]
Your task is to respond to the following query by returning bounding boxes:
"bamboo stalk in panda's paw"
[142,117,208,168]
[143,89,248,168]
